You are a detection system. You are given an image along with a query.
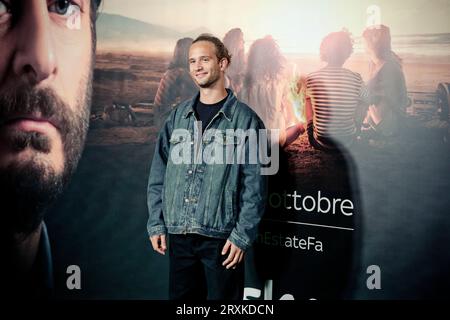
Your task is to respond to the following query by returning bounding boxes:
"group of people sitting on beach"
[153,24,409,152]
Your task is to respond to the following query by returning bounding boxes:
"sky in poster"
[101,0,450,54]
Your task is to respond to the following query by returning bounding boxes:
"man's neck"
[8,223,42,275]
[199,83,228,105]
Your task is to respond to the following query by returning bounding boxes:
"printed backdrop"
[45,0,450,299]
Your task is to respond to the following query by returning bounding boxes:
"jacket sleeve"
[228,117,268,251]
[146,113,173,237]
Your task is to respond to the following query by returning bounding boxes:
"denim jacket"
[147,89,268,250]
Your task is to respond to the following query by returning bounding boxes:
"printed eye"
[48,0,80,16]
[0,1,11,24]
[0,1,9,15]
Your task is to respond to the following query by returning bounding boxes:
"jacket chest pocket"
[168,131,193,164]
[169,132,191,145]
[202,133,242,165]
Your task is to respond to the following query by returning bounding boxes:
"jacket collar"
[183,88,236,122]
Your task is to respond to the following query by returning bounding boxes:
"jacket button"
[184,198,190,203]
[188,170,193,174]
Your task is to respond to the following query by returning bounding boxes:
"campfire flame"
[288,64,307,124]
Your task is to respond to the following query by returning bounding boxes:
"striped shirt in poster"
[305,67,368,145]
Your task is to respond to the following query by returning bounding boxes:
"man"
[0,0,101,297]
[147,34,268,300]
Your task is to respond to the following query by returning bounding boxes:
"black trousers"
[169,234,244,300]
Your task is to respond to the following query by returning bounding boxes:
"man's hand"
[150,234,167,255]
[221,240,244,269]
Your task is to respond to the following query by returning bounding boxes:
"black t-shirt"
[194,96,227,134]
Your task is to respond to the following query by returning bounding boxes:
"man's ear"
[219,58,229,71]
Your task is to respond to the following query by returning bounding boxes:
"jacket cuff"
[228,229,251,251]
[147,225,167,238]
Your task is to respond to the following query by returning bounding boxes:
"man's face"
[189,41,226,88]
[0,0,94,235]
